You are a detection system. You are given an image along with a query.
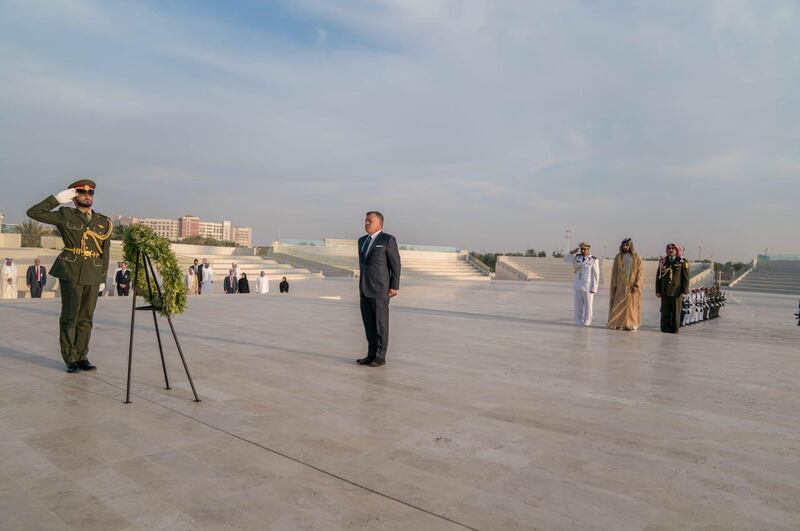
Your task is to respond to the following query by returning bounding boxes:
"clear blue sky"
[2,0,798,261]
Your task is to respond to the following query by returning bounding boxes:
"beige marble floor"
[0,279,798,530]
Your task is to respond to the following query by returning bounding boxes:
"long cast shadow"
[0,344,64,370]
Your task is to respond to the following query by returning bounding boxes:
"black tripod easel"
[125,250,200,404]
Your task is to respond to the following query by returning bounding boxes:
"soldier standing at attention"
[27,180,113,372]
[656,243,690,334]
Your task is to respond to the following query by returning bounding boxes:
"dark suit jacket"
[26,265,47,287]
[224,276,238,293]
[115,269,131,287]
[358,232,401,298]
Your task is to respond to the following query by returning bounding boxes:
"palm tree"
[15,219,49,236]
[15,219,49,248]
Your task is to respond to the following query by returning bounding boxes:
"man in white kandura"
[1,258,18,299]
[564,242,600,326]
[256,271,269,294]
[201,261,215,294]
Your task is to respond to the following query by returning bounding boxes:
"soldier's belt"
[63,247,101,258]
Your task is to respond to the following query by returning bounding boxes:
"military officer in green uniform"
[27,180,113,372]
[655,242,690,333]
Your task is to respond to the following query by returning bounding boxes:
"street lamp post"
[565,227,573,254]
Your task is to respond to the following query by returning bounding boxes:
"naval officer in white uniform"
[564,242,600,326]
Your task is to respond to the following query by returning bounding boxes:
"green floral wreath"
[122,224,188,316]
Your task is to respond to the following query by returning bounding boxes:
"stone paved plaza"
[0,279,799,530]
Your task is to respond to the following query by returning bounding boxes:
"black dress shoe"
[368,359,385,367]
[78,360,96,371]
[356,357,373,365]
[66,363,80,373]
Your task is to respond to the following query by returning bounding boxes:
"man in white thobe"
[110,261,122,296]
[201,263,215,294]
[564,242,600,326]
[1,258,18,299]
[231,263,241,280]
[255,271,269,294]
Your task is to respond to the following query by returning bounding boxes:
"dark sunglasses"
[76,189,95,196]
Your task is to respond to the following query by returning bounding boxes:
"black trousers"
[59,280,99,364]
[116,285,129,296]
[660,295,683,333]
[360,295,390,360]
[30,284,43,298]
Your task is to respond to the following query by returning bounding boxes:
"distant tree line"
[175,236,240,247]
[470,249,563,272]
[714,261,748,281]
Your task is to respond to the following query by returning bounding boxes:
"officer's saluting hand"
[27,180,113,372]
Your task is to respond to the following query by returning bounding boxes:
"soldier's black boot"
[78,360,96,371]
[66,363,80,373]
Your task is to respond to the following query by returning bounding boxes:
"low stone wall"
[0,234,21,247]
[495,257,538,281]
[41,235,63,249]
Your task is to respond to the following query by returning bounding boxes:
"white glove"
[54,189,78,204]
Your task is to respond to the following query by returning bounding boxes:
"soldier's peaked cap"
[68,179,96,191]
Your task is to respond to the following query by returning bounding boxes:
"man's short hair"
[366,211,384,224]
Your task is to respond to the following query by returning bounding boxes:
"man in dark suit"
[26,257,47,298]
[356,211,401,367]
[193,259,204,293]
[224,269,238,294]
[115,262,131,296]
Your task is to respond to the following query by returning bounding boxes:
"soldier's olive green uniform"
[27,196,112,364]
[656,257,690,333]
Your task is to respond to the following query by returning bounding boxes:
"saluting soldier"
[564,242,600,326]
[656,242,690,333]
[27,180,113,372]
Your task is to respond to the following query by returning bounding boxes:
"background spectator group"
[184,259,288,296]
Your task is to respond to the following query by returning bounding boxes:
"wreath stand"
[125,250,200,404]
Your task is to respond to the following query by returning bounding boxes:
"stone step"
[730,285,800,295]
[16,290,57,299]
[736,279,800,286]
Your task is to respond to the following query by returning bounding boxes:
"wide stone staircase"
[496,256,576,282]
[272,241,489,281]
[730,260,800,295]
